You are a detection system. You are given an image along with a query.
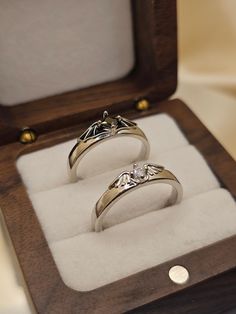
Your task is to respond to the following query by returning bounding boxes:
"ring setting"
[110,163,164,187]
[92,163,182,232]
[79,110,137,140]
[68,111,150,182]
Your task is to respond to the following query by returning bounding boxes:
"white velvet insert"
[16,113,236,291]
[50,189,236,291]
[29,145,219,243]
[0,0,134,105]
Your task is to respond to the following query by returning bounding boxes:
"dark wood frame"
[0,0,236,313]
[0,0,177,146]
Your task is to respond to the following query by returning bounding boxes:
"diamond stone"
[133,167,146,179]
[104,117,118,127]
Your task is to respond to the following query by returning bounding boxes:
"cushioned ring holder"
[0,1,236,313]
[16,113,236,292]
[1,101,235,313]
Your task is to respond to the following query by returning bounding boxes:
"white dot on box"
[168,265,190,285]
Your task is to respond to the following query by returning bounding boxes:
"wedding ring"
[68,111,150,182]
[92,163,183,232]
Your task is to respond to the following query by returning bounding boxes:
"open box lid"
[1,3,236,313]
[0,0,177,145]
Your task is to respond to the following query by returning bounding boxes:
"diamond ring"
[92,163,183,232]
[68,111,150,182]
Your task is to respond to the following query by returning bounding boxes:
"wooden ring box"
[0,1,236,313]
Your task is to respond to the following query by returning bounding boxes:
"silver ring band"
[92,163,183,232]
[68,111,150,182]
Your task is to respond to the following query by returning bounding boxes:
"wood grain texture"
[128,269,236,314]
[0,99,236,314]
[0,0,177,146]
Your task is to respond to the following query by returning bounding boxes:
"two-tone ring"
[68,111,150,182]
[92,163,183,232]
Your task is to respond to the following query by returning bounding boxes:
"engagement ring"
[92,163,183,231]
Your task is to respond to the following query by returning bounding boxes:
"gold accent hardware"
[136,99,150,111]
[19,127,37,144]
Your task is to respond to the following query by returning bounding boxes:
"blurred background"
[176,0,236,160]
[0,0,235,313]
